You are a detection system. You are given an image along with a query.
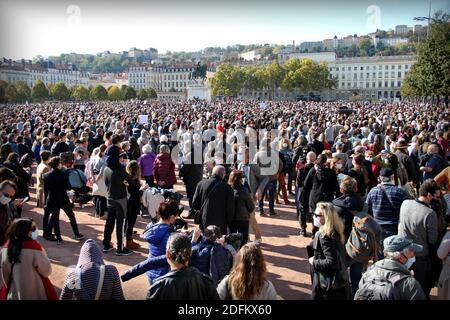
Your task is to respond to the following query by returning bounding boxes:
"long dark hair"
[6,218,34,264]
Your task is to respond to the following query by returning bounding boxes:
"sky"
[0,0,449,60]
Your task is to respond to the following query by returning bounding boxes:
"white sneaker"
[254,238,262,245]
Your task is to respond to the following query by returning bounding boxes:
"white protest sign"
[138,115,149,124]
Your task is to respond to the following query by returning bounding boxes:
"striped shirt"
[366,183,409,225]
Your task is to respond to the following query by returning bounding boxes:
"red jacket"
[153,153,176,187]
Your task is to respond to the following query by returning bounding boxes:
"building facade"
[128,65,194,92]
[0,60,89,88]
[327,55,416,100]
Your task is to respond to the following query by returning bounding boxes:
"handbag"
[194,180,220,225]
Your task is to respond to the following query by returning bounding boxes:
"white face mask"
[384,158,389,164]
[237,153,243,162]
[0,195,11,205]
[366,157,373,162]
[336,163,343,170]
[404,256,416,269]
[282,143,288,148]
[313,215,322,228]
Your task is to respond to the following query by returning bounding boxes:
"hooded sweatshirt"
[60,239,124,300]
[143,223,172,281]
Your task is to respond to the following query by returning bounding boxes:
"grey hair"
[166,233,192,265]
[160,144,170,154]
[384,248,409,261]
[212,165,225,179]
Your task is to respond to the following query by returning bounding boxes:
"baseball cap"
[380,168,394,177]
[383,235,423,254]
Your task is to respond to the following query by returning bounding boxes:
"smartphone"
[21,197,30,205]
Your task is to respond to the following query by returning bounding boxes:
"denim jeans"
[258,179,277,213]
[378,224,398,259]
[348,259,364,298]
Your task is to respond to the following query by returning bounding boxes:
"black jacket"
[332,193,364,241]
[179,151,203,195]
[147,266,220,300]
[296,163,315,207]
[104,165,134,200]
[51,141,70,156]
[43,168,71,207]
[192,177,235,235]
[305,167,339,210]
[395,150,418,186]
[232,185,255,221]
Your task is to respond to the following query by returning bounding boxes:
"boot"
[126,240,141,250]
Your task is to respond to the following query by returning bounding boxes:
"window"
[385,66,388,70]
[360,66,364,70]
[341,82,345,87]
[398,81,401,87]
[336,67,339,71]
[372,72,376,78]
[398,72,402,77]
[391,81,394,87]
[366,82,369,88]
[385,72,388,78]
[391,71,395,78]
[398,65,402,69]
[348,82,351,87]
[385,81,388,87]
[373,66,376,70]
[366,73,370,78]
[405,65,409,69]
[378,72,382,78]
[372,82,376,88]
[348,67,351,71]
[360,73,363,79]
[354,74,357,79]
[354,67,358,70]
[391,65,395,69]
[379,66,382,70]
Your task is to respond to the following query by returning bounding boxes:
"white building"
[239,50,262,61]
[128,65,194,92]
[395,25,413,35]
[327,55,416,100]
[0,60,89,88]
[300,41,324,51]
[379,37,409,46]
[289,52,337,63]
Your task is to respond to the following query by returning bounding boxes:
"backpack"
[345,213,379,264]
[354,266,409,300]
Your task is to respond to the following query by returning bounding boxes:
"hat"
[336,142,344,149]
[379,168,394,177]
[395,140,408,150]
[383,235,423,254]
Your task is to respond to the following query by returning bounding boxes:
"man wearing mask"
[398,179,439,299]
[366,168,409,251]
[238,147,268,244]
[296,151,316,237]
[0,180,18,246]
[356,235,426,300]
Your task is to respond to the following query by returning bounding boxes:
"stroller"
[67,167,93,208]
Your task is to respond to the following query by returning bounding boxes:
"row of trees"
[209,60,335,98]
[401,11,450,106]
[0,80,157,103]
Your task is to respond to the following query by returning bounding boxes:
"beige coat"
[36,162,50,208]
[0,246,52,300]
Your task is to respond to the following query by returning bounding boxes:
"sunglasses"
[31,226,37,232]
[313,214,323,218]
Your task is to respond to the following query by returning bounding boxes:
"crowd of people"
[0,98,449,300]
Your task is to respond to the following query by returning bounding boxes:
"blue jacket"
[121,239,232,285]
[142,223,172,280]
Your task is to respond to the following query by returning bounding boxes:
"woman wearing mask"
[309,202,351,300]
[60,239,125,300]
[91,145,108,219]
[228,170,255,246]
[125,161,146,250]
[0,218,57,300]
[217,243,278,300]
[138,144,157,187]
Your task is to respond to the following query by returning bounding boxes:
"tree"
[282,58,333,94]
[5,85,18,102]
[0,85,4,103]
[31,80,49,102]
[108,85,122,101]
[400,11,450,105]
[121,85,136,100]
[209,63,244,97]
[147,88,157,99]
[90,85,108,101]
[71,85,90,101]
[264,61,285,99]
[51,82,70,101]
[242,65,266,91]
[15,81,31,102]
[358,37,373,56]
[137,88,148,100]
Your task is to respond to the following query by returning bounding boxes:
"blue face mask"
[31,229,38,240]
[404,256,416,269]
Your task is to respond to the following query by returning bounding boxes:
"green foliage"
[71,85,90,101]
[121,85,137,100]
[401,11,450,102]
[281,59,333,93]
[5,85,18,102]
[0,85,4,103]
[90,85,108,101]
[147,88,157,99]
[108,85,122,101]
[50,82,70,101]
[31,80,49,102]
[15,81,31,102]
[209,63,244,97]
[137,88,148,100]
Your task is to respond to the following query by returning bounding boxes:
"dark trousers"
[229,220,250,246]
[144,175,156,188]
[411,256,433,299]
[126,203,139,241]
[74,164,86,172]
[348,260,364,298]
[103,198,127,251]
[258,179,276,213]
[94,196,107,216]
[48,203,80,239]
[287,167,296,193]
[43,205,52,235]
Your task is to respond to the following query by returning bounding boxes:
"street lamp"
[413,0,432,38]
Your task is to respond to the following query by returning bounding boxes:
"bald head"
[212,165,225,179]
[306,151,317,164]
[428,144,439,155]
